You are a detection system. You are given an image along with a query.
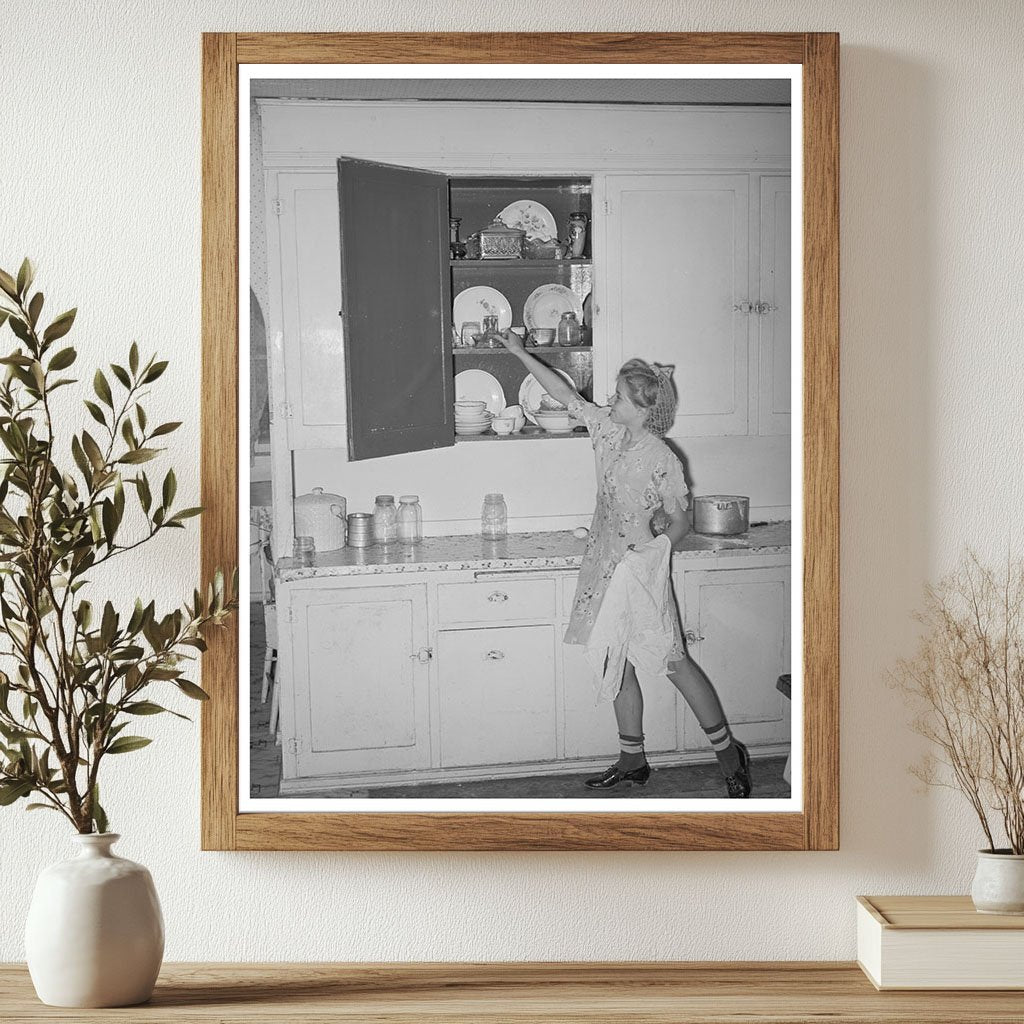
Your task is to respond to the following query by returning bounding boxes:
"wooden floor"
[248,604,791,801]
[4,962,1022,1023]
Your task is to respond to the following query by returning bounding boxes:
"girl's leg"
[667,654,744,778]
[611,661,646,769]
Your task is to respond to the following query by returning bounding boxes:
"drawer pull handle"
[684,630,705,645]
[487,591,510,603]
[409,647,433,663]
[485,650,505,661]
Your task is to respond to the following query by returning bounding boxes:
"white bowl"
[455,422,492,435]
[492,417,516,435]
[454,400,487,414]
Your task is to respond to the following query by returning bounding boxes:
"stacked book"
[857,895,1024,990]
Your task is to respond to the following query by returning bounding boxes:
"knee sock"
[703,719,741,775]
[617,733,646,770]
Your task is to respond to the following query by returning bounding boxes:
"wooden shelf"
[2,962,1021,1022]
[451,258,591,268]
[455,427,589,441]
[454,346,592,355]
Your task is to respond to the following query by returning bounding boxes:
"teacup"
[501,404,526,432]
[492,416,516,435]
[529,328,556,346]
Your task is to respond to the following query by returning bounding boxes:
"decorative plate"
[452,286,513,333]
[496,200,558,241]
[455,369,506,417]
[523,284,584,330]
[518,368,577,425]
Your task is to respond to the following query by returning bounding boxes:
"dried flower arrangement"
[894,551,1024,854]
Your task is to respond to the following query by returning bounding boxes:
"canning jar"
[556,311,582,347]
[372,494,398,546]
[481,493,508,541]
[398,495,423,545]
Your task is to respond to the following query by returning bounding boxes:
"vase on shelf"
[25,833,164,1007]
[567,212,588,258]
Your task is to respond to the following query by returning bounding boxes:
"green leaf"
[16,258,34,298]
[135,473,152,513]
[142,360,168,383]
[100,601,117,647]
[27,292,43,328]
[8,316,32,345]
[118,448,158,465]
[129,342,139,375]
[124,701,170,716]
[83,400,106,427]
[48,346,77,371]
[121,418,137,449]
[91,785,108,834]
[110,363,131,389]
[175,679,210,701]
[105,735,152,755]
[162,468,176,509]
[0,269,18,300]
[168,507,202,524]
[42,308,76,344]
[101,498,117,546]
[81,431,105,472]
[26,803,61,813]
[0,779,33,805]
[150,421,181,438]
[71,435,92,482]
[136,404,147,432]
[93,369,113,408]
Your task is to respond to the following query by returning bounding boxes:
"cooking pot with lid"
[294,487,347,551]
[692,495,750,536]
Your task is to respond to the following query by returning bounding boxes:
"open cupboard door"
[337,157,454,461]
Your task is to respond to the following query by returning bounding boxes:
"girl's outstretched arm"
[497,332,579,407]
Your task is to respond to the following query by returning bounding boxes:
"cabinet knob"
[487,591,510,603]
[485,650,505,661]
[409,647,433,663]
[733,300,753,314]
[684,630,705,645]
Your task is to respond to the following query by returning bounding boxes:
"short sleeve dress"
[564,396,689,662]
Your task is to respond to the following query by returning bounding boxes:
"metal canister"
[346,512,374,548]
[692,495,750,536]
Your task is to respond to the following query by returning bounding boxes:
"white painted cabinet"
[277,552,790,792]
[679,564,790,750]
[757,176,792,436]
[437,625,558,767]
[287,583,431,779]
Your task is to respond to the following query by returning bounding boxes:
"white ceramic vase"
[25,833,164,1007]
[970,849,1024,915]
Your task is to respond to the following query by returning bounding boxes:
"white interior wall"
[2,0,1022,963]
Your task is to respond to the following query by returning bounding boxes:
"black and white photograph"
[243,67,800,811]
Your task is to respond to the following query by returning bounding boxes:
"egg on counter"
[572,527,589,540]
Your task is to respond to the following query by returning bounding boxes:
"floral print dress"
[564,396,689,661]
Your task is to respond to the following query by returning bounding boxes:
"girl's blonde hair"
[617,359,677,437]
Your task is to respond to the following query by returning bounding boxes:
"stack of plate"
[455,401,493,436]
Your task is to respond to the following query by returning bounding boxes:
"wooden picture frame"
[202,32,839,851]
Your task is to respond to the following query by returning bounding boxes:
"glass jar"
[556,311,582,347]
[481,493,508,541]
[293,535,315,567]
[372,494,398,546]
[397,495,423,545]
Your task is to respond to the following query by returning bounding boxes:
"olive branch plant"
[0,259,236,834]
[893,550,1024,854]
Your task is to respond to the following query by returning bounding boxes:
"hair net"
[646,363,677,437]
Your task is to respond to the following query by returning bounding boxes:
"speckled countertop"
[277,522,790,582]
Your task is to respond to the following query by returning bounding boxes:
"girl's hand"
[498,329,526,356]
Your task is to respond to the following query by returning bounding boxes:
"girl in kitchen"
[498,333,751,797]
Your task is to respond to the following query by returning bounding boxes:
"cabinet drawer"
[437,579,556,625]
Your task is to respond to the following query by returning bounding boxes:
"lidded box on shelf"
[477,220,525,260]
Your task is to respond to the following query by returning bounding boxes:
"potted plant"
[894,551,1024,913]
[0,260,236,1005]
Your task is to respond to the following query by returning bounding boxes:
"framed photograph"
[202,32,838,851]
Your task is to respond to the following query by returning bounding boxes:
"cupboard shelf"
[451,259,592,269]
[453,346,592,355]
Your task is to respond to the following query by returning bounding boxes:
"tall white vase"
[25,833,164,1007]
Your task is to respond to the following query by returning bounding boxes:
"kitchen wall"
[2,0,1022,963]
[257,100,792,530]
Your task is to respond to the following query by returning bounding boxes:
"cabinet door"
[680,565,791,749]
[758,176,791,436]
[437,626,557,768]
[337,157,454,461]
[268,171,348,449]
[289,584,431,777]
[603,174,750,437]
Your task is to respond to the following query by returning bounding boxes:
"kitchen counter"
[277,522,790,582]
